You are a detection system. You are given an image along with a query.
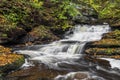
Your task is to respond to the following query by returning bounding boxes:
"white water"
[55,71,105,80]
[101,58,120,69]
[17,25,110,69]
[55,72,91,80]
[64,25,110,41]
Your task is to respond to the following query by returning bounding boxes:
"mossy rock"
[28,25,59,44]
[103,30,120,40]
[84,56,111,68]
[110,19,120,28]
[86,48,120,55]
[90,39,120,48]
[0,45,25,76]
[85,30,120,59]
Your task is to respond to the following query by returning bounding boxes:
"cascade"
[7,25,120,80]
[16,25,110,69]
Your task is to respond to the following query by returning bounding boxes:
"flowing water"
[5,25,120,80]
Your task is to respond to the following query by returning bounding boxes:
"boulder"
[6,28,27,44]
[24,25,59,44]
[85,56,111,68]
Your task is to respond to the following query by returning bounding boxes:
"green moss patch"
[86,48,120,55]
[91,39,120,48]
[29,25,59,44]
[103,30,120,40]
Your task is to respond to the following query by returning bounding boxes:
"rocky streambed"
[0,25,119,80]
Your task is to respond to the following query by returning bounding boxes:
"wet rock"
[84,56,111,68]
[73,72,88,79]
[55,71,105,80]
[5,64,67,80]
[55,72,90,80]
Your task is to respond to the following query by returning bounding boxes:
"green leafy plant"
[30,0,43,9]
[84,0,120,19]
[51,0,81,19]
[0,0,29,25]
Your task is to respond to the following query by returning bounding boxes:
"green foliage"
[114,30,120,40]
[0,0,29,24]
[51,0,81,19]
[30,0,43,9]
[0,20,16,32]
[1,34,7,37]
[80,0,120,19]
[0,0,81,31]
[105,48,113,54]
[104,29,120,40]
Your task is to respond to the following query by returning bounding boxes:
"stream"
[4,25,120,80]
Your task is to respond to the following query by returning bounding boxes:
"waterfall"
[16,25,110,69]
[7,24,120,80]
[64,24,110,41]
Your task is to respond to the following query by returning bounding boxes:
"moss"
[86,0,120,19]
[91,39,120,47]
[86,48,120,55]
[0,0,73,44]
[103,30,120,40]
[85,29,120,59]
[29,25,59,44]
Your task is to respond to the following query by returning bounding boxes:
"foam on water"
[65,25,110,41]
[21,59,34,68]
[54,71,105,80]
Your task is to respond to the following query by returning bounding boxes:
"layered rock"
[88,39,120,48]
[85,29,120,59]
